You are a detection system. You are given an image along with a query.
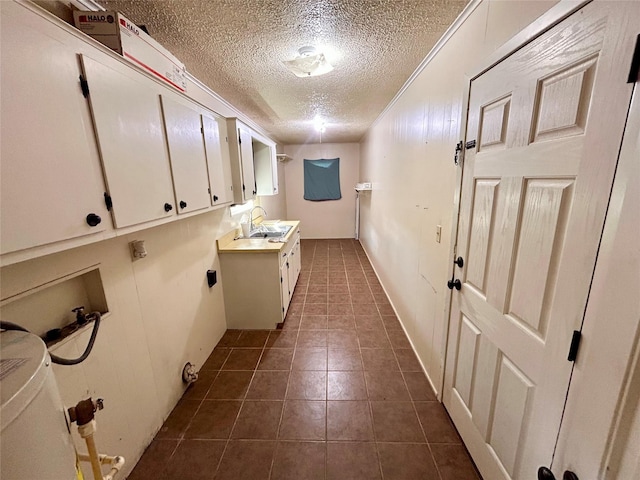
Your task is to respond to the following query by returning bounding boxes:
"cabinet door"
[0,4,109,254]
[160,95,210,214]
[293,237,302,284]
[238,125,256,202]
[280,259,290,319]
[287,246,297,297]
[202,113,233,206]
[254,141,278,196]
[270,146,279,195]
[81,54,175,228]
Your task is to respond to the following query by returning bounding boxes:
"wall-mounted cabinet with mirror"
[227,118,278,204]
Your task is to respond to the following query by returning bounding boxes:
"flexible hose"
[0,313,101,365]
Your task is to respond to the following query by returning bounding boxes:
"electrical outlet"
[436,225,442,243]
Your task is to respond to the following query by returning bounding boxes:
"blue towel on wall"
[304,158,342,201]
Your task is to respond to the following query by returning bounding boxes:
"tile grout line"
[160,341,235,476]
[380,297,445,480]
[211,332,272,479]
[265,240,312,479]
[346,240,387,480]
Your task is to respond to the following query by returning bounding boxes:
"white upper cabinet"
[253,138,279,196]
[238,124,257,202]
[227,119,256,203]
[0,2,110,255]
[160,95,211,214]
[81,54,175,228]
[202,114,233,206]
[226,118,279,203]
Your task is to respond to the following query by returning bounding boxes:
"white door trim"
[552,79,640,478]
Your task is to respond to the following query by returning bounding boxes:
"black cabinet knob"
[538,467,556,480]
[164,203,173,212]
[454,256,464,268]
[447,279,461,290]
[213,195,219,202]
[537,467,579,480]
[86,213,101,227]
[179,200,187,209]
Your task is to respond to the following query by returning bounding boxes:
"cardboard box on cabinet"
[73,11,187,93]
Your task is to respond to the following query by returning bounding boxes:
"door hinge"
[201,126,204,135]
[280,276,283,283]
[104,192,113,211]
[79,74,90,98]
[454,141,463,166]
[628,34,640,83]
[567,330,582,362]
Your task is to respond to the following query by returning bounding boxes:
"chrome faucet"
[249,206,267,230]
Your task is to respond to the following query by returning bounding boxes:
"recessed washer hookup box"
[73,11,187,93]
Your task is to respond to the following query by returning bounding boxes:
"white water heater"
[1,331,77,479]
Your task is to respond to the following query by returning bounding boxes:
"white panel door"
[238,126,256,202]
[81,55,175,228]
[202,113,233,206]
[443,3,638,480]
[0,3,108,254]
[160,95,210,214]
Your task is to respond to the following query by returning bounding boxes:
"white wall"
[257,159,288,220]
[0,209,233,478]
[284,143,360,239]
[359,0,558,396]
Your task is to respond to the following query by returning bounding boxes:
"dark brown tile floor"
[128,239,480,480]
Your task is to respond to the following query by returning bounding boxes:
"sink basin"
[249,224,292,238]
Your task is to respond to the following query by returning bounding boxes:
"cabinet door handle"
[179,200,187,209]
[164,203,173,212]
[213,195,219,202]
[86,213,102,227]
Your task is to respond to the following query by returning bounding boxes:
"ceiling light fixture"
[282,46,334,77]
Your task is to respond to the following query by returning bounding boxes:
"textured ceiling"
[100,0,468,144]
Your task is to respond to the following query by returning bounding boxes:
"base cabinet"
[220,226,301,329]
